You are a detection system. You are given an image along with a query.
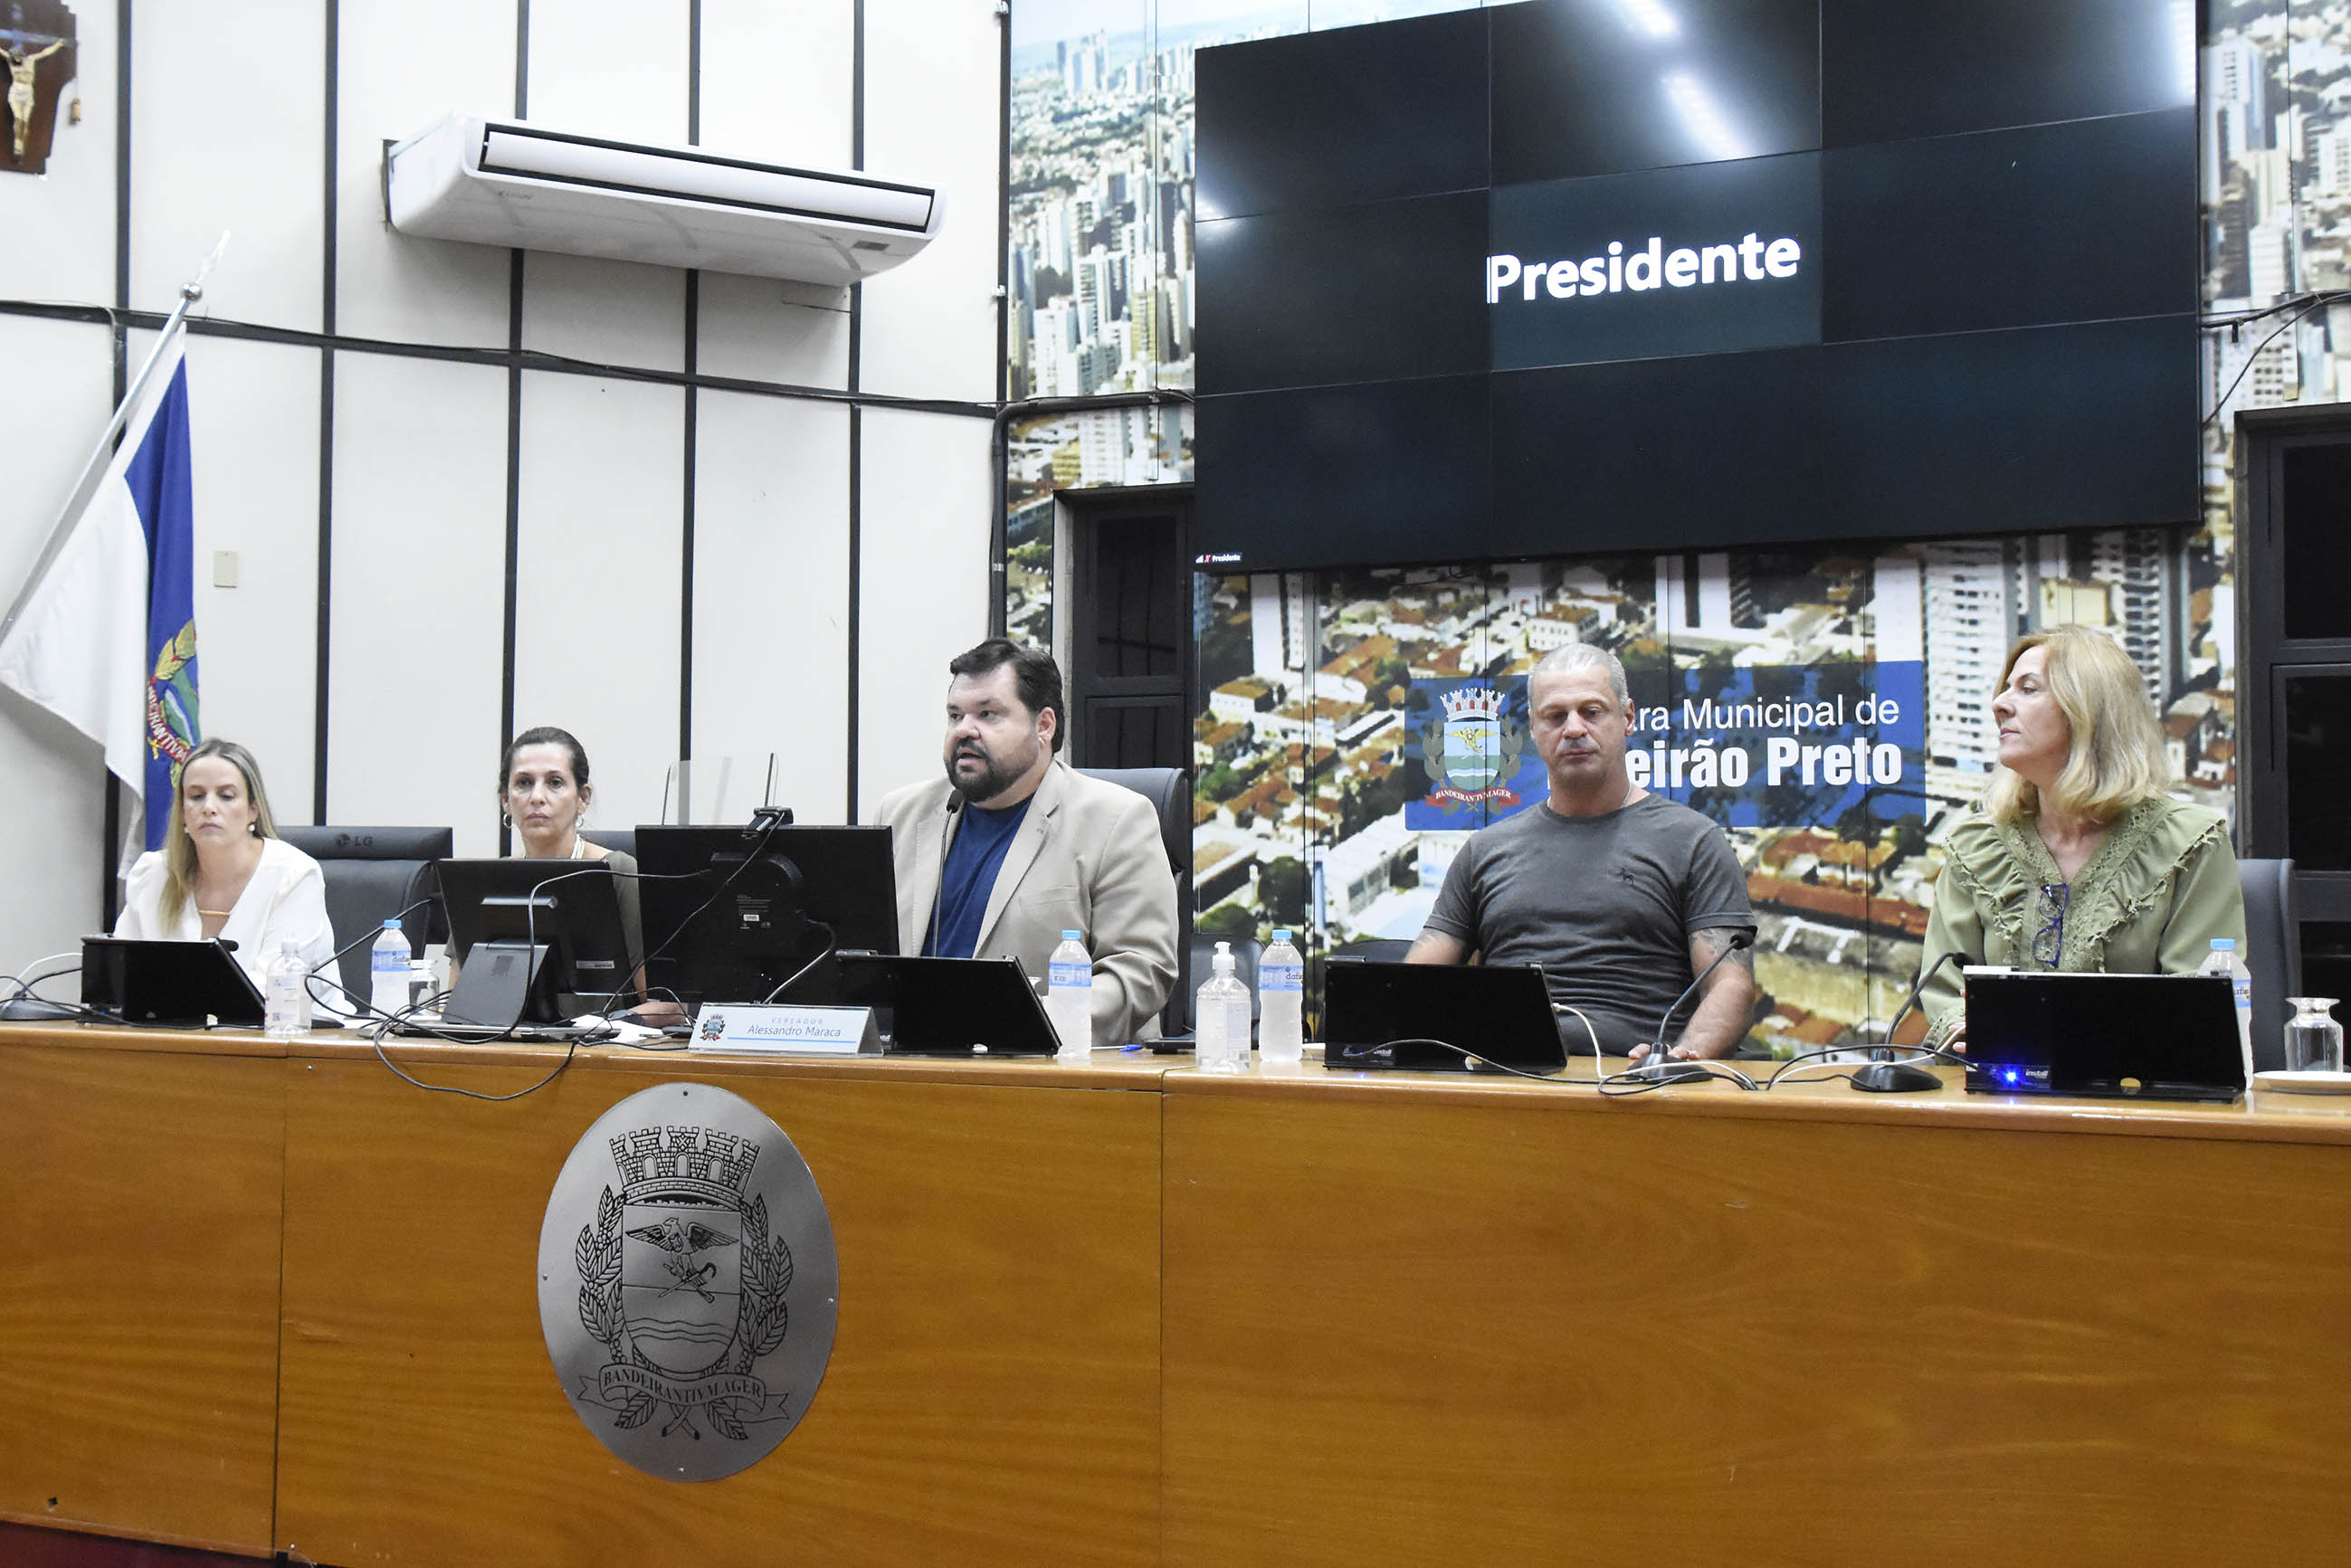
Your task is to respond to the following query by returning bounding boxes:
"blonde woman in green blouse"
[1917,625,2245,1049]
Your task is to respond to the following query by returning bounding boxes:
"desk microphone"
[1626,931,1753,1085]
[1849,949,1975,1093]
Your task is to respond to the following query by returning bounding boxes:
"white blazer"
[115,835,339,992]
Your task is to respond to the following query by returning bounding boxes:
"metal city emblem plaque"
[537,1082,839,1481]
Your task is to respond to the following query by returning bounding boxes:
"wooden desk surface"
[11,1022,2351,1566]
[1161,1058,2351,1567]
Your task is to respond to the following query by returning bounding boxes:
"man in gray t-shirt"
[1409,646,1756,1061]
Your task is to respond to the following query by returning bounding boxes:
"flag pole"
[0,236,227,649]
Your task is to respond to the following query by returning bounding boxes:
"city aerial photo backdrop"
[999,0,2329,1049]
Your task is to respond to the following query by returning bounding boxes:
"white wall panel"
[0,316,120,976]
[697,273,850,386]
[0,4,118,305]
[690,391,850,823]
[692,0,855,386]
[513,373,684,835]
[856,409,992,816]
[181,335,320,821]
[525,0,689,142]
[334,0,518,348]
[517,0,691,368]
[326,355,510,855]
[521,251,687,369]
[0,317,115,584]
[859,0,1002,403]
[700,0,852,168]
[128,0,323,328]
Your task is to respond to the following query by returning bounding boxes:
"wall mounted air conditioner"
[385,114,944,287]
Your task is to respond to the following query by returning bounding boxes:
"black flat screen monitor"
[1321,961,1566,1073]
[437,858,633,1025]
[1962,971,2242,1102]
[80,936,265,1028]
[834,955,1059,1056]
[634,824,899,1006]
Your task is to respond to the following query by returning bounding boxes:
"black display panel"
[1192,9,1488,223]
[1195,376,1489,572]
[1490,152,1820,370]
[1192,0,2198,570]
[1490,0,1819,186]
[1821,109,2195,342]
[1195,190,1488,394]
[1822,0,2194,147]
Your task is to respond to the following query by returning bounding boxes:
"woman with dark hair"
[449,727,651,1009]
[1918,626,2246,1048]
[114,737,338,990]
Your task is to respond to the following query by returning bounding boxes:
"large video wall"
[1004,0,2299,1050]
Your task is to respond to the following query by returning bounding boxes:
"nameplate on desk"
[690,1004,880,1056]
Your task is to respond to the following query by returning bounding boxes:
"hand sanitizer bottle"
[1195,940,1252,1073]
[265,940,312,1039]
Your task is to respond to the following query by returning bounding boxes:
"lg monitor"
[633,823,899,1007]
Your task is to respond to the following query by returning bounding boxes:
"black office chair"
[276,826,454,1002]
[581,828,637,860]
[1078,766,1192,1033]
[2239,858,2301,1074]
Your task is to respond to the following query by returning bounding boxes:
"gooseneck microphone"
[1848,949,1976,1093]
[1626,930,1754,1085]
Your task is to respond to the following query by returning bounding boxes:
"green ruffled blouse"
[1917,796,2247,1047]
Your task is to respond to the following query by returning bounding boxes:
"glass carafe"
[2285,997,2345,1074]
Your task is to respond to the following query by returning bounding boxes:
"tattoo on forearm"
[1697,927,1755,973]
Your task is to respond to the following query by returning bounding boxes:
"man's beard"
[945,739,1033,804]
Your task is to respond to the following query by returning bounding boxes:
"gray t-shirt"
[1421,794,1755,1055]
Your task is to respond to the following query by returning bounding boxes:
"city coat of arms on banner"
[537,1082,839,1481]
[1423,684,1526,807]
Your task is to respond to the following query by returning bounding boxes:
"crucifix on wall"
[4,0,76,176]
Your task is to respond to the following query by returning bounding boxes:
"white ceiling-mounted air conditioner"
[385,114,944,287]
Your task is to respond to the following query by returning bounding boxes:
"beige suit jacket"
[873,760,1179,1048]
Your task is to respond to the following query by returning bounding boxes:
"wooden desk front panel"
[1163,1086,2351,1567]
[0,1038,284,1555]
[276,1057,1161,1567]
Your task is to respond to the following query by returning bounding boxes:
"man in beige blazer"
[873,639,1179,1049]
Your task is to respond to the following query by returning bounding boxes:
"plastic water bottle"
[2199,937,2255,1080]
[1047,929,1093,1059]
[1195,940,1253,1073]
[265,940,312,1039]
[1259,929,1304,1067]
[370,918,411,1020]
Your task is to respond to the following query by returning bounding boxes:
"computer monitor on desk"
[634,823,898,1006]
[438,859,633,1027]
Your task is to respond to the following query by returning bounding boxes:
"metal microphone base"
[0,998,80,1022]
[1848,1060,1941,1093]
[1624,1056,1716,1086]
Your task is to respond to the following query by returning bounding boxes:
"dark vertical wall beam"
[499,0,529,855]
[845,0,865,822]
[103,0,133,920]
[314,0,338,823]
[681,0,701,770]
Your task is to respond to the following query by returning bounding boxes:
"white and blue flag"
[0,335,201,849]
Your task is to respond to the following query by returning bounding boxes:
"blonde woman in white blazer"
[115,737,337,992]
